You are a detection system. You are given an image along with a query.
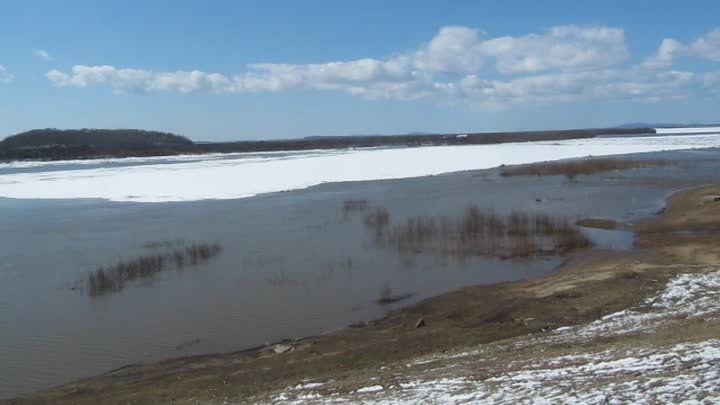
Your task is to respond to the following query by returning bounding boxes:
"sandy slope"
[272,269,720,404]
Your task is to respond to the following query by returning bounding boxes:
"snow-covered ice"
[654,126,720,134]
[1,133,720,202]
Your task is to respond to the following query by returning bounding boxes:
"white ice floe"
[654,126,720,134]
[1,134,720,202]
[269,269,720,404]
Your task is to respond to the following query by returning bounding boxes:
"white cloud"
[691,28,720,61]
[0,65,13,83]
[412,26,486,73]
[642,38,686,68]
[45,60,409,95]
[643,27,720,68]
[45,24,720,107]
[427,68,706,109]
[409,24,628,75]
[34,49,52,61]
[480,25,629,74]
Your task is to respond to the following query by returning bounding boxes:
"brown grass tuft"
[501,159,668,180]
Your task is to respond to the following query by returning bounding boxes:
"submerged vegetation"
[367,205,592,259]
[342,199,369,219]
[500,159,669,179]
[84,242,222,296]
[364,207,390,231]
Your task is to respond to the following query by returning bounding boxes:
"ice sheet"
[1,133,719,202]
[654,126,720,134]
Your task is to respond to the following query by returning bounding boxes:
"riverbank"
[5,175,720,404]
[268,185,720,404]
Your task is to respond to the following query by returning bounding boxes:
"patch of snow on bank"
[1,134,720,202]
[269,269,720,404]
[548,268,720,343]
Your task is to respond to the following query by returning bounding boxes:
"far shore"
[0,126,654,162]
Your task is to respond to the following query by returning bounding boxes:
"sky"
[1,0,719,141]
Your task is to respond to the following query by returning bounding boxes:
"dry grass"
[576,218,619,230]
[501,159,668,180]
[85,242,222,296]
[372,205,591,259]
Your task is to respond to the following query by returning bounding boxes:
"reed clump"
[501,159,668,180]
[364,207,390,231]
[374,205,592,259]
[85,242,222,296]
[342,200,369,217]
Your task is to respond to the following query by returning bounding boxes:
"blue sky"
[1,0,719,141]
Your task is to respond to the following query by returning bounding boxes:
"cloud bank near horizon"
[45,25,720,108]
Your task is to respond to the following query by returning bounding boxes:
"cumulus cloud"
[45,24,720,107]
[408,24,628,75]
[642,38,686,68]
[412,26,486,73]
[45,60,410,95]
[46,66,235,94]
[643,27,720,68]
[480,25,629,74]
[691,28,720,61]
[453,69,704,107]
[0,65,13,83]
[34,49,52,60]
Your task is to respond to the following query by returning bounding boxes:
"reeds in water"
[85,242,222,296]
[373,205,592,259]
[342,200,369,219]
[364,207,391,240]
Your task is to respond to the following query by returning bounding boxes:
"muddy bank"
[5,154,720,404]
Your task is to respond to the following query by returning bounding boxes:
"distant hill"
[0,129,193,160]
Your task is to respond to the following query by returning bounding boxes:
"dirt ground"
[5,185,720,405]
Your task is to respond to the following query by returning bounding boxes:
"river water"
[1,144,719,398]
